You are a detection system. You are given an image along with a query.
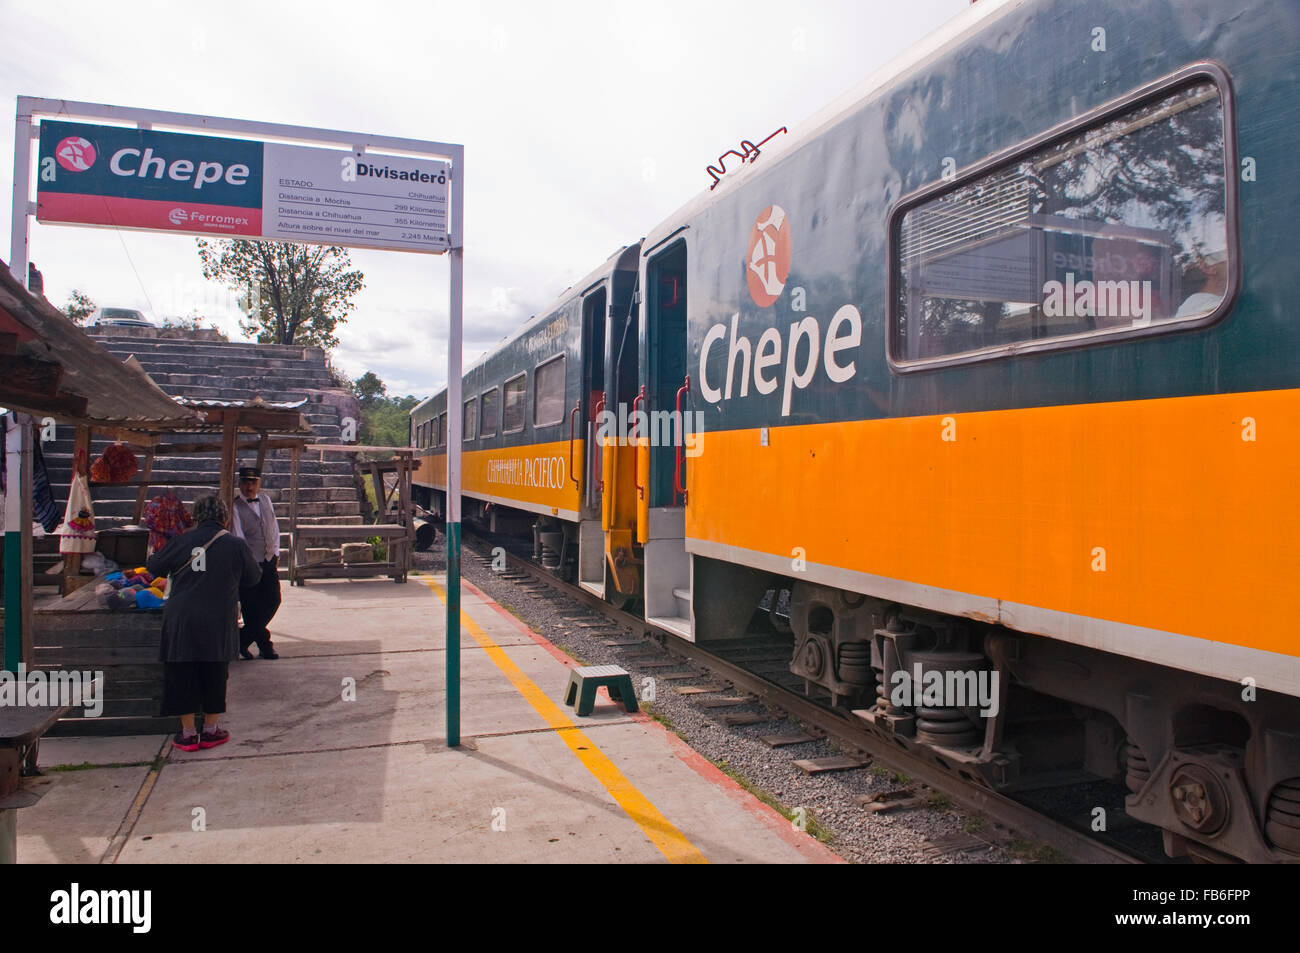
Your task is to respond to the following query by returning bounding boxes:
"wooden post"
[368,462,384,521]
[255,433,269,474]
[353,458,375,523]
[397,455,412,582]
[288,443,300,586]
[63,425,92,594]
[218,421,237,516]
[133,449,155,523]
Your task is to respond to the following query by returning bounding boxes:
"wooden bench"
[564,665,639,717]
[288,524,411,585]
[1,701,73,864]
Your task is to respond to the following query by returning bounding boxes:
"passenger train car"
[414,0,1300,862]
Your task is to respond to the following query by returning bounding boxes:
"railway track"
[458,531,1158,864]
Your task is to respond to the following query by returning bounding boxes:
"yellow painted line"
[422,576,707,864]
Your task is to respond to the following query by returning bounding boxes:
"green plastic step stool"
[564,665,639,717]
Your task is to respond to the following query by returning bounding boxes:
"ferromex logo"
[54,136,97,172]
[700,204,863,417]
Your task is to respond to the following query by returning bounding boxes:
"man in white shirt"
[230,466,282,659]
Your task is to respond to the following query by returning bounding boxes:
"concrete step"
[142,373,334,392]
[89,338,323,362]
[57,483,361,504]
[45,456,355,478]
[106,356,336,374]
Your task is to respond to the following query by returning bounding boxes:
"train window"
[480,387,499,437]
[463,397,478,441]
[891,73,1233,368]
[431,414,441,448]
[534,355,566,427]
[502,373,526,433]
[438,412,447,447]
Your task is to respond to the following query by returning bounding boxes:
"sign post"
[9,97,466,744]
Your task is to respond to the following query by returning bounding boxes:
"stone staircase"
[41,328,367,562]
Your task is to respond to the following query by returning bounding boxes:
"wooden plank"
[721,713,774,727]
[674,684,726,695]
[293,525,408,539]
[32,645,161,665]
[133,449,155,523]
[855,789,927,814]
[696,696,754,709]
[760,732,816,747]
[46,715,177,738]
[218,420,237,515]
[255,433,269,473]
[0,354,62,397]
[306,444,414,455]
[793,756,870,775]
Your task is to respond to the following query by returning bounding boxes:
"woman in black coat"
[147,494,261,751]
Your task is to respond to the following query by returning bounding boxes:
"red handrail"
[568,404,580,486]
[593,393,606,492]
[633,386,646,500]
[674,374,690,504]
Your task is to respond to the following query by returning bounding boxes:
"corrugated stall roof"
[0,262,200,427]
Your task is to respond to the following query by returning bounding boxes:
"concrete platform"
[18,571,840,864]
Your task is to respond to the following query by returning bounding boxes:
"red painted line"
[456,575,844,863]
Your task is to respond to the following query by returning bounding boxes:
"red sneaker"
[198,727,230,749]
[172,731,200,752]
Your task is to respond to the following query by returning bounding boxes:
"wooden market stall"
[1,263,316,737]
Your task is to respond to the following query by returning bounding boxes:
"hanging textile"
[57,472,97,554]
[141,493,194,554]
[32,436,61,533]
[90,443,139,483]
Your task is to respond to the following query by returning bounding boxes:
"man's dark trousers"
[239,556,281,654]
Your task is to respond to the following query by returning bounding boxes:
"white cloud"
[2,0,969,399]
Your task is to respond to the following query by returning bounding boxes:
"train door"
[576,285,607,597]
[600,258,644,609]
[639,240,692,638]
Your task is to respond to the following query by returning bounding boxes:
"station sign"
[35,120,449,254]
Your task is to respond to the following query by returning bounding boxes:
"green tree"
[351,371,388,409]
[195,239,363,348]
[63,289,96,325]
[351,375,420,446]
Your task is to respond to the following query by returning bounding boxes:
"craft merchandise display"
[89,443,139,483]
[57,472,97,555]
[95,566,168,611]
[141,492,194,554]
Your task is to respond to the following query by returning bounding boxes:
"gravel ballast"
[413,543,1020,864]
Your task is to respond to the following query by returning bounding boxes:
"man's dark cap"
[238,467,262,481]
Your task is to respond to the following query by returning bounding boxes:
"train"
[412,0,1300,863]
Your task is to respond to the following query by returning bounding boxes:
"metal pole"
[10,100,32,284]
[445,146,464,747]
[4,103,33,672]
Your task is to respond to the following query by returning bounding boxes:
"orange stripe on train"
[686,389,1300,658]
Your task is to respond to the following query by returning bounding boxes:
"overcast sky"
[1,0,969,398]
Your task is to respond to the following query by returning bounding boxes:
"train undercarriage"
[419,485,1300,864]
[760,571,1300,864]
